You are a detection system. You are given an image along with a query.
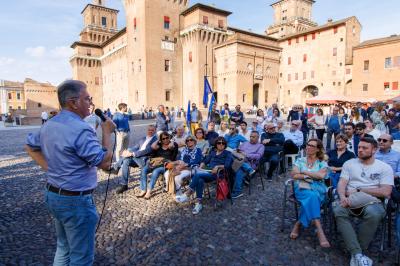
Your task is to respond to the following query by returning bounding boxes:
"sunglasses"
[186,139,195,142]
[161,137,170,140]
[216,142,226,145]
[377,138,389,143]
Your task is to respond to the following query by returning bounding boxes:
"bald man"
[375,133,400,179]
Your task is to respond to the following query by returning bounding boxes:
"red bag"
[216,176,229,201]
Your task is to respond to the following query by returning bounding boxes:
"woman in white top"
[217,121,229,137]
[266,108,281,125]
[346,107,363,124]
[364,118,382,140]
[308,108,325,141]
[370,103,387,133]
[256,109,267,125]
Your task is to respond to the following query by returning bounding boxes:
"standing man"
[25,80,116,265]
[41,111,49,124]
[325,106,342,151]
[190,103,203,133]
[113,103,131,161]
[155,105,170,133]
[84,103,101,131]
[230,105,244,126]
[208,103,221,127]
[220,103,231,122]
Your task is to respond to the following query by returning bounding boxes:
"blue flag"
[203,77,213,107]
[207,92,216,128]
[186,100,191,134]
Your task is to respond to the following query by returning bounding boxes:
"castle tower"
[123,0,188,110]
[70,0,120,109]
[266,0,317,38]
[180,3,232,107]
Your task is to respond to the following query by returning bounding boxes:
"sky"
[0,0,399,85]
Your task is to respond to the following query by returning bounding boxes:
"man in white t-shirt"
[333,137,393,266]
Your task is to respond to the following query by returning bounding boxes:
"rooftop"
[271,0,315,6]
[354,34,400,49]
[81,4,119,14]
[228,27,278,42]
[181,3,232,17]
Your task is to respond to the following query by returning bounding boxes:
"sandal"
[290,222,300,240]
[317,230,331,248]
[144,190,152,200]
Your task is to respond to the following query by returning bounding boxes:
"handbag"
[216,175,229,201]
[149,157,168,169]
[348,191,381,209]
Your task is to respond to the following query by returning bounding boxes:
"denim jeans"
[326,129,339,151]
[45,190,98,266]
[189,170,216,199]
[119,157,145,185]
[140,165,165,191]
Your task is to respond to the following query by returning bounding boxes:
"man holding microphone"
[25,80,116,265]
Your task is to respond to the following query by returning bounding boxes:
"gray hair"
[57,80,86,108]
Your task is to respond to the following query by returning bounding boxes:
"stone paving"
[0,124,398,265]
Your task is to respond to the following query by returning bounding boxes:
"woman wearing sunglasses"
[176,137,233,214]
[138,132,178,199]
[164,136,203,200]
[290,138,330,248]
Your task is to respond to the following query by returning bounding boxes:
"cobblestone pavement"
[0,123,397,265]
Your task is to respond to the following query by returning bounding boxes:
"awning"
[305,94,347,105]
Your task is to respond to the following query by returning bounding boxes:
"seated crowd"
[109,101,400,266]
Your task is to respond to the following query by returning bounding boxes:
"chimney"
[327,18,333,23]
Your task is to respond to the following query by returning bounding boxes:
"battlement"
[123,0,189,8]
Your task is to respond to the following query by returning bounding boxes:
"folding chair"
[281,178,333,233]
[247,159,265,195]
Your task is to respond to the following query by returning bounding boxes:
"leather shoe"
[116,185,128,194]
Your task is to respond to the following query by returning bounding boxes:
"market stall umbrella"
[388,94,400,103]
[305,94,347,105]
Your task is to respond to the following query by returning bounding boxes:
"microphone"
[95,108,107,122]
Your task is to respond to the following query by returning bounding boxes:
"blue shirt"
[203,150,233,169]
[26,110,106,191]
[326,115,341,132]
[180,147,203,166]
[376,149,400,177]
[113,112,130,132]
[224,134,248,150]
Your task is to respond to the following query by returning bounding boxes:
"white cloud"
[25,46,46,57]
[0,57,15,67]
[50,46,73,59]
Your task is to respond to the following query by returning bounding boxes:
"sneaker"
[116,185,128,194]
[249,170,256,179]
[176,194,189,203]
[354,254,373,266]
[192,203,203,215]
[232,192,244,199]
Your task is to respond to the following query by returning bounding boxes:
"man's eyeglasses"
[377,138,389,143]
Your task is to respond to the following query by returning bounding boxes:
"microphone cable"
[95,131,117,233]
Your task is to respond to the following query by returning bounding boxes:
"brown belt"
[46,183,94,196]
